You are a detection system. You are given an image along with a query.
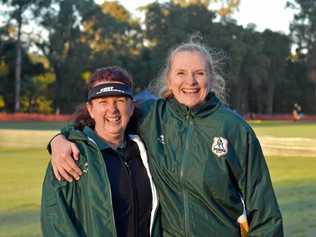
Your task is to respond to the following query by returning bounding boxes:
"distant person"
[41,67,159,237]
[249,112,256,120]
[48,40,283,236]
[292,103,302,121]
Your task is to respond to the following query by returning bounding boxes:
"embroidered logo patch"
[211,137,228,157]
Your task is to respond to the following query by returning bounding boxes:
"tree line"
[0,0,315,114]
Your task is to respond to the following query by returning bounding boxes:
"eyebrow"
[174,68,206,71]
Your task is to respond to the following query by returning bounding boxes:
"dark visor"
[88,83,133,101]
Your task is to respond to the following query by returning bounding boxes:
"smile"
[106,116,121,122]
[181,88,200,94]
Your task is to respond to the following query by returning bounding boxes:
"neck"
[95,128,124,149]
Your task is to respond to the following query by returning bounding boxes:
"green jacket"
[136,93,283,237]
[58,93,283,237]
[41,131,160,237]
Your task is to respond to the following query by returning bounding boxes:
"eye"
[176,71,185,76]
[195,71,205,76]
[116,97,127,103]
[99,100,108,104]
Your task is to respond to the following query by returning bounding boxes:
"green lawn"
[0,148,48,237]
[267,156,316,237]
[0,121,316,236]
[0,121,67,131]
[249,120,316,139]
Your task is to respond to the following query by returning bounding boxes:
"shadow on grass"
[0,209,41,237]
[275,181,316,237]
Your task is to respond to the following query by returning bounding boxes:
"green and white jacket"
[136,92,283,237]
[41,132,160,237]
[56,92,283,237]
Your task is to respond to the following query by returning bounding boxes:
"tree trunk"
[265,81,275,114]
[14,9,22,113]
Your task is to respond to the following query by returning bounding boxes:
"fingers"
[65,155,82,180]
[71,143,80,161]
[52,164,62,182]
[50,135,83,182]
[58,167,74,182]
[51,155,74,182]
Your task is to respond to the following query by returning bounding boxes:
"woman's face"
[87,95,134,139]
[167,51,210,108]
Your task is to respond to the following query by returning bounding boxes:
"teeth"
[182,88,199,93]
[107,117,120,122]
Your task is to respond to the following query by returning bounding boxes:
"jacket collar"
[67,126,126,150]
[83,126,110,150]
[167,92,221,119]
[83,126,127,151]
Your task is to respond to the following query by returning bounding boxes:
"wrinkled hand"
[51,134,82,182]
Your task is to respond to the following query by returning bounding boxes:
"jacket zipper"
[87,138,117,236]
[122,159,138,237]
[180,111,193,237]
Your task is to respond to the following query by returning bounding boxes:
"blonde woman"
[49,41,283,236]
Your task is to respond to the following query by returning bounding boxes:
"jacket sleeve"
[41,163,82,237]
[242,131,283,237]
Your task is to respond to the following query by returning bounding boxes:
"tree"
[36,0,95,113]
[171,0,240,16]
[35,0,143,113]
[0,0,50,112]
[0,39,45,112]
[261,30,291,113]
[287,0,316,108]
[143,2,216,84]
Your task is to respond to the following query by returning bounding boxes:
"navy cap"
[88,83,133,101]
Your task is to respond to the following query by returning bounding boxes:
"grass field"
[0,121,316,237]
[249,121,316,138]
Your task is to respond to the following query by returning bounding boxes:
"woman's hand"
[51,134,82,182]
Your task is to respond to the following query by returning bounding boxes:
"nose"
[107,101,119,114]
[186,72,198,85]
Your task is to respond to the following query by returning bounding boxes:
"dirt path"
[259,136,316,157]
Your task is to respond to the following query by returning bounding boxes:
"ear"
[129,100,135,117]
[86,102,94,119]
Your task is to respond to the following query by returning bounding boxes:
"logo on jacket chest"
[211,137,228,157]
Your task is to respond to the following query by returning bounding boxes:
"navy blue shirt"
[83,127,152,237]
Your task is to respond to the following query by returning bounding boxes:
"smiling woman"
[41,66,158,237]
[157,40,226,105]
[167,51,210,108]
[49,40,283,237]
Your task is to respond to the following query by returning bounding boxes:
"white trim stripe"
[129,134,159,236]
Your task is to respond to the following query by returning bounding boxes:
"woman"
[41,67,159,237]
[50,41,283,236]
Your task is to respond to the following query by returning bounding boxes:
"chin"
[108,129,123,134]
[182,100,200,108]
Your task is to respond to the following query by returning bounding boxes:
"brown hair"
[74,66,133,129]
[152,40,226,103]
[87,66,133,89]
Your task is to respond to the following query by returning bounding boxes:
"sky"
[97,0,297,34]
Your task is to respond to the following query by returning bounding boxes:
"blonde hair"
[152,40,227,103]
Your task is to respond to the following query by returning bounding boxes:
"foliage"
[287,0,316,109]
[0,96,5,110]
[0,40,46,112]
[0,0,315,114]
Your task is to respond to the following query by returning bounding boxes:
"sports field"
[0,121,316,237]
